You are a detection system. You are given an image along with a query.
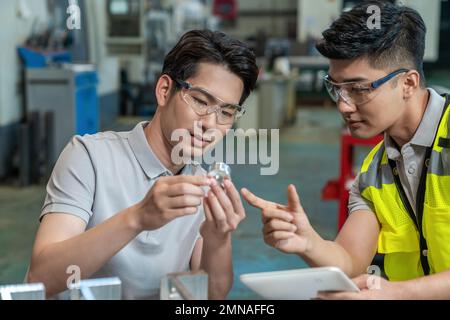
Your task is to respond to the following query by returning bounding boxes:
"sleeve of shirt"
[40,135,96,224]
[348,173,375,214]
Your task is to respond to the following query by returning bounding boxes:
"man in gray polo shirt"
[27,30,259,300]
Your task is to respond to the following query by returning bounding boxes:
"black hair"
[162,30,259,105]
[316,0,427,87]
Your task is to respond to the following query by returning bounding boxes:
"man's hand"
[134,175,210,231]
[241,184,319,255]
[200,178,246,241]
[317,274,404,300]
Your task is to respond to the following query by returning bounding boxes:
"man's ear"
[402,70,421,100]
[155,74,174,107]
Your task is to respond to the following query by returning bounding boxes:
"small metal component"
[207,162,231,186]
[0,283,45,300]
[160,270,208,300]
[68,277,122,300]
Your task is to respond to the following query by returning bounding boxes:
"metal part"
[0,283,45,300]
[68,277,122,300]
[207,162,231,186]
[160,271,208,300]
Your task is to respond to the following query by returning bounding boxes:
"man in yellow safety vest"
[242,1,450,299]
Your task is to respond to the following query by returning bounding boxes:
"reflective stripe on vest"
[359,95,450,281]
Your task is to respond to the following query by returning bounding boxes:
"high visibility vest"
[358,95,450,281]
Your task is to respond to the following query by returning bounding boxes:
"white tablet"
[240,266,360,300]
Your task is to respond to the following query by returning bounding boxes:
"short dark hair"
[316,1,427,87]
[162,30,259,105]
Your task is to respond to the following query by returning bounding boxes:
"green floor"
[0,107,345,299]
[0,185,46,283]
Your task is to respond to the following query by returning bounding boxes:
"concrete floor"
[0,107,347,299]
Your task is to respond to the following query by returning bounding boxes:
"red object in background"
[213,0,237,21]
[322,130,383,231]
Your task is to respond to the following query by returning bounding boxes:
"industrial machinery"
[106,0,219,116]
[26,66,98,157]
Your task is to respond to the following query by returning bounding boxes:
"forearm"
[200,234,233,300]
[400,269,450,299]
[28,205,142,298]
[300,232,356,276]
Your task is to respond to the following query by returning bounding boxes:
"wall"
[0,0,50,127]
[84,0,120,98]
[297,0,342,43]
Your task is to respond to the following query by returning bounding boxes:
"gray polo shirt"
[41,121,206,300]
[349,88,446,215]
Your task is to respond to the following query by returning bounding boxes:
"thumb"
[352,274,371,290]
[287,184,302,213]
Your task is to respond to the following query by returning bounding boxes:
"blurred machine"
[106,0,151,116]
[106,0,219,117]
[106,0,146,84]
[257,74,298,129]
[13,1,100,186]
[213,0,237,21]
[25,66,99,165]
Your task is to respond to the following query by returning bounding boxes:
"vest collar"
[384,88,446,160]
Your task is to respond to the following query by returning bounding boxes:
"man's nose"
[336,95,357,114]
[201,110,218,129]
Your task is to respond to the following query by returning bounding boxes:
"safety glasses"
[174,79,245,125]
[324,68,410,105]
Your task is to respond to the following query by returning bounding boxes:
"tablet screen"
[240,267,359,300]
